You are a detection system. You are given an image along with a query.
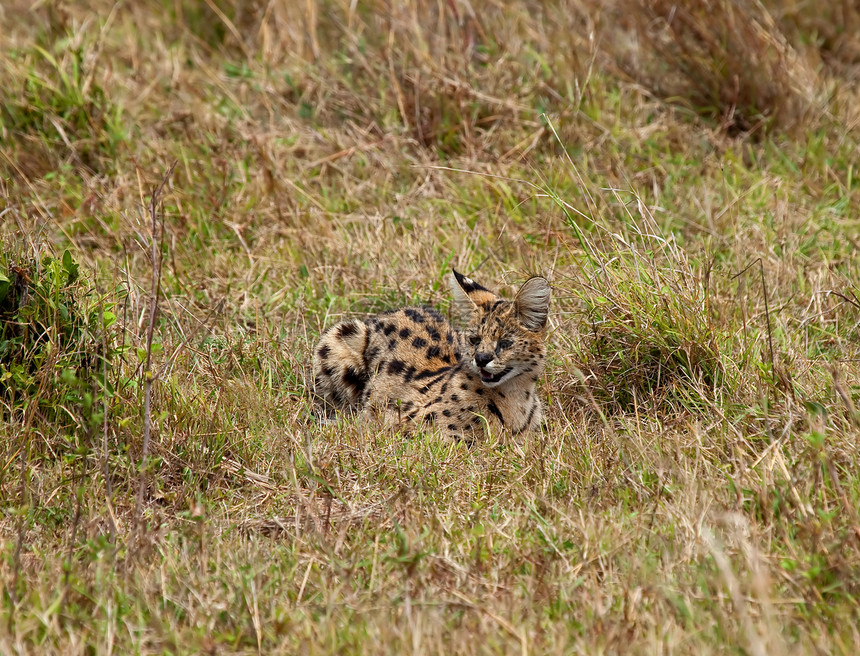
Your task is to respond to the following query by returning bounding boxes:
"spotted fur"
[313,269,550,437]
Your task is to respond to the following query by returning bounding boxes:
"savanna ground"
[2,0,860,653]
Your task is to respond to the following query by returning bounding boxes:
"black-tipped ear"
[450,269,495,318]
[451,269,490,295]
[515,277,551,331]
[450,270,479,315]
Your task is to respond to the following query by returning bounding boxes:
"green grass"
[2,0,860,654]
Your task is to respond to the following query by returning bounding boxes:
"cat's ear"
[514,277,551,331]
[450,269,495,317]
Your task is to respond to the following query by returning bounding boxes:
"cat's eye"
[469,335,480,345]
[497,339,513,350]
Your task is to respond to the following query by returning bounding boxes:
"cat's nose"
[475,352,493,368]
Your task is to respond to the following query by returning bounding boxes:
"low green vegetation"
[2,1,860,653]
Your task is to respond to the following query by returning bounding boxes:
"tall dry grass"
[1,1,860,654]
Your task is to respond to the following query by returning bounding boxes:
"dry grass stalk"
[134,162,176,541]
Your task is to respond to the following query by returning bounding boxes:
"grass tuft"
[570,237,726,412]
[0,245,120,440]
[1,42,125,177]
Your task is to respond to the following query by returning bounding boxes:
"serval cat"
[313,269,550,438]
